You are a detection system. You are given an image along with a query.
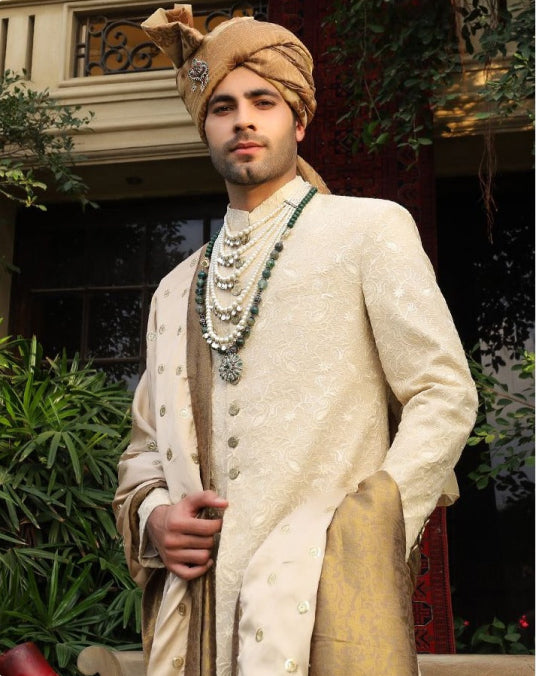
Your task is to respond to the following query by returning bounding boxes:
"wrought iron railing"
[74,2,268,77]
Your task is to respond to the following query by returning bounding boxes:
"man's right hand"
[147,490,228,581]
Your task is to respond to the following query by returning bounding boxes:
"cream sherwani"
[114,177,478,676]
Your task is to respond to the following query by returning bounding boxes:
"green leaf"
[63,432,83,484]
[0,333,136,673]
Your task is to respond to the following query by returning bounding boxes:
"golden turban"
[142,4,330,193]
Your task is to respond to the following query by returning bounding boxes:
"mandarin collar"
[224,176,307,231]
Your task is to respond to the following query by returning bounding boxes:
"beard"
[208,130,298,187]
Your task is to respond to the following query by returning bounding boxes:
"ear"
[295,119,306,144]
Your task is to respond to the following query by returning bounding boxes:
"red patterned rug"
[413,508,456,653]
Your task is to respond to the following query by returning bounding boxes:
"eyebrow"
[208,88,280,108]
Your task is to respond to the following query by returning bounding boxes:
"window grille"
[74,2,268,77]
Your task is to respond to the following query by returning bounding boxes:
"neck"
[225,171,298,212]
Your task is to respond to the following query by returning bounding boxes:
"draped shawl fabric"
[141,4,330,194]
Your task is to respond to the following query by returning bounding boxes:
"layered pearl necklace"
[196,184,317,384]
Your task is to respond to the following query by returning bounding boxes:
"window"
[11,195,227,388]
[74,2,268,77]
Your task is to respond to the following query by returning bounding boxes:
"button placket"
[228,402,240,416]
[285,658,298,673]
[172,656,184,669]
[223,390,244,484]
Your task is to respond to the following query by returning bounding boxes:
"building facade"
[1,0,533,655]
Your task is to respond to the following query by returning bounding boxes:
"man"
[113,5,478,676]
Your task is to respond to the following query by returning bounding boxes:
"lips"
[231,142,263,152]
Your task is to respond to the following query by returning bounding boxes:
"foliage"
[467,350,534,500]
[0,335,140,674]
[454,615,534,654]
[326,0,535,153]
[474,216,534,366]
[459,0,535,119]
[0,70,94,210]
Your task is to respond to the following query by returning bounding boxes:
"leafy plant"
[467,350,534,499]
[0,70,94,210]
[0,335,140,674]
[473,218,535,366]
[325,0,534,153]
[459,0,535,120]
[455,615,534,654]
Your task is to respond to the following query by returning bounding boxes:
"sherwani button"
[177,602,187,616]
[297,601,310,614]
[309,546,321,557]
[176,365,183,375]
[166,449,173,461]
[255,628,264,642]
[158,364,165,374]
[191,454,200,464]
[228,436,239,448]
[229,467,240,480]
[172,656,184,668]
[285,658,298,672]
[160,405,166,417]
[180,408,188,418]
[147,440,157,451]
[158,324,166,334]
[229,402,240,416]
[267,573,277,585]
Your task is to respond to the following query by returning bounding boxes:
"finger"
[169,548,213,566]
[185,490,228,514]
[164,534,215,550]
[169,516,223,538]
[171,559,214,581]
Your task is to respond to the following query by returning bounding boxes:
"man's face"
[204,67,305,192]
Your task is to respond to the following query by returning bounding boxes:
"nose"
[233,102,256,134]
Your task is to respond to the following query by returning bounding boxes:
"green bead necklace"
[196,185,317,384]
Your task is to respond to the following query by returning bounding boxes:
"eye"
[210,103,234,115]
[256,99,275,108]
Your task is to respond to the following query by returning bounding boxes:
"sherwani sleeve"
[360,202,478,558]
[113,294,170,587]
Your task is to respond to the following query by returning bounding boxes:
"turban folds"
[142,4,329,193]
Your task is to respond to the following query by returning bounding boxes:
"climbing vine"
[326,0,534,152]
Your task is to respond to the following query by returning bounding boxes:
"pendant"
[219,351,243,384]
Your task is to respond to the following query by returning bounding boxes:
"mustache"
[224,133,269,152]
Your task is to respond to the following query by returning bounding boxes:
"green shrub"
[455,615,534,655]
[0,335,140,674]
[467,350,534,499]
